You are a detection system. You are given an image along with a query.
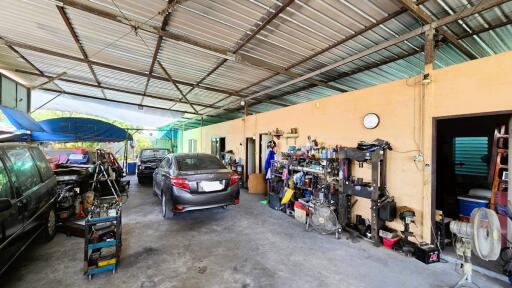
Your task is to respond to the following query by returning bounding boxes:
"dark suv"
[0,144,57,275]
[137,148,171,184]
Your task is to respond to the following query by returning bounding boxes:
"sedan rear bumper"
[172,186,239,211]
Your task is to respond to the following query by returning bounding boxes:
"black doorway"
[245,137,256,185]
[211,137,225,159]
[432,111,511,273]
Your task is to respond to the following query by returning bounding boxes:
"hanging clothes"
[264,148,275,179]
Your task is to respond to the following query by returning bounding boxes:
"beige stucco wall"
[183,51,512,242]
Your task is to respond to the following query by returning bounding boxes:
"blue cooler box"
[457,196,489,217]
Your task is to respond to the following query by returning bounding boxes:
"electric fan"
[449,208,501,288]
[305,202,341,239]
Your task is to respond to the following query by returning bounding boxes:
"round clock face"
[363,113,379,129]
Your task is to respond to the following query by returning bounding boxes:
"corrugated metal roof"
[66,7,159,72]
[17,48,95,84]
[93,66,148,93]
[157,39,223,83]
[0,0,81,57]
[51,80,104,98]
[142,97,174,109]
[0,0,510,130]
[0,45,35,72]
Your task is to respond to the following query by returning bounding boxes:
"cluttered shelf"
[262,136,440,265]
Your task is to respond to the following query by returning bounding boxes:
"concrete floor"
[2,176,508,288]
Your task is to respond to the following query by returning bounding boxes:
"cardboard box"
[248,173,267,194]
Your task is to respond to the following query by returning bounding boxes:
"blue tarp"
[33,117,132,142]
[0,105,132,142]
[0,106,45,132]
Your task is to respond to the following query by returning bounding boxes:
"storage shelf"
[86,216,119,224]
[84,205,122,279]
[88,240,117,250]
[86,264,116,276]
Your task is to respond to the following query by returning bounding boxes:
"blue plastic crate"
[457,196,489,217]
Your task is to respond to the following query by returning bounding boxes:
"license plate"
[200,181,224,192]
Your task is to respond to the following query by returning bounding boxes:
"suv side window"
[4,147,42,194]
[30,148,54,181]
[0,159,12,199]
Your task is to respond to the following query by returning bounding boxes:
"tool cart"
[84,199,122,279]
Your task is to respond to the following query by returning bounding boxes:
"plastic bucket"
[127,161,137,175]
[382,237,401,249]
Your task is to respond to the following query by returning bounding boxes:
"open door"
[433,112,512,274]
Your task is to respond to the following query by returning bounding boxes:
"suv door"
[3,147,44,231]
[0,153,25,274]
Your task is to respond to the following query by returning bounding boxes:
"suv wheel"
[162,192,174,219]
[42,207,56,241]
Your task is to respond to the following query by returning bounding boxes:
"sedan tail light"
[170,176,190,190]
[229,173,239,186]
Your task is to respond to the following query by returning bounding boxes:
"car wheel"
[41,207,56,241]
[162,192,174,219]
[138,176,144,185]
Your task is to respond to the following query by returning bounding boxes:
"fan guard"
[471,208,501,261]
[309,204,338,234]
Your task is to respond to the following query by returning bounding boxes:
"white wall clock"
[363,113,380,129]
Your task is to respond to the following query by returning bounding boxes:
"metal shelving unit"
[84,206,122,279]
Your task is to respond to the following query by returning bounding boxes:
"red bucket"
[382,237,401,249]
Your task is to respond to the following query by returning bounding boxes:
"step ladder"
[489,125,508,210]
[489,125,509,247]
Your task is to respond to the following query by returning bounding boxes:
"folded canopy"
[33,117,133,142]
[0,106,132,142]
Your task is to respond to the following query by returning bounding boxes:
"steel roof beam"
[230,0,508,107]
[234,7,413,96]
[157,60,198,113]
[235,1,432,96]
[12,68,230,111]
[142,0,177,100]
[397,0,477,60]
[182,0,296,112]
[244,17,512,109]
[4,40,236,95]
[56,0,342,93]
[178,0,508,123]
[38,88,230,120]
[31,72,67,89]
[57,5,108,98]
[3,44,65,93]
[458,18,512,39]
[4,39,288,109]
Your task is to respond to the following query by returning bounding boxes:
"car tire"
[162,192,174,219]
[41,207,56,242]
[138,176,144,185]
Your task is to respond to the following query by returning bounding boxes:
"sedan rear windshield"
[140,149,169,159]
[176,155,226,171]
